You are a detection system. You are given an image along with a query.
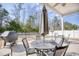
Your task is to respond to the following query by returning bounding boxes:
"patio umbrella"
[40,5,49,40]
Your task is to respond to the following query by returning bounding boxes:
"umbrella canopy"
[40,5,49,36]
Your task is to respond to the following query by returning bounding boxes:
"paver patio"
[1,36,79,56]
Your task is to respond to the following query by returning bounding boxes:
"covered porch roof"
[45,3,79,16]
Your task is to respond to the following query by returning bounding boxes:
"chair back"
[55,37,64,47]
[53,45,69,56]
[22,38,29,50]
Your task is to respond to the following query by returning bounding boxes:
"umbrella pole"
[43,35,45,43]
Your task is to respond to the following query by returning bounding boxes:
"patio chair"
[50,36,64,48]
[63,34,70,43]
[53,44,69,56]
[55,37,64,47]
[22,38,36,56]
[37,44,69,56]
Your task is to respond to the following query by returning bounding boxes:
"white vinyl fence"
[0,30,79,40]
[52,30,79,39]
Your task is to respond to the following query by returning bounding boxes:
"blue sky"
[64,12,79,25]
[1,3,79,26]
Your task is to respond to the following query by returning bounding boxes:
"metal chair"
[22,38,36,56]
[53,44,69,56]
[37,44,69,56]
[56,37,64,47]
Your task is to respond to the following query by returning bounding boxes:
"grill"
[0,31,18,56]
[1,31,18,43]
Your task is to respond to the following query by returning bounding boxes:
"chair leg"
[10,43,15,56]
[36,49,43,56]
[11,48,13,56]
[26,51,28,56]
[36,49,40,56]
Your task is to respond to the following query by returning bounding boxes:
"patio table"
[31,39,56,49]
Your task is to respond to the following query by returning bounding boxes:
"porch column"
[60,15,64,35]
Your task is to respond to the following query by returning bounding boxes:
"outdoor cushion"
[55,38,62,44]
[55,38,63,47]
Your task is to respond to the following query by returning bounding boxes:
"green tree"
[52,16,61,30]
[64,22,78,30]
[6,20,23,32]
[0,4,9,27]
[23,15,39,32]
[26,15,36,28]
[0,27,6,32]
[12,3,24,24]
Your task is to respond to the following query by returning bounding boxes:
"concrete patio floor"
[1,38,79,56]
